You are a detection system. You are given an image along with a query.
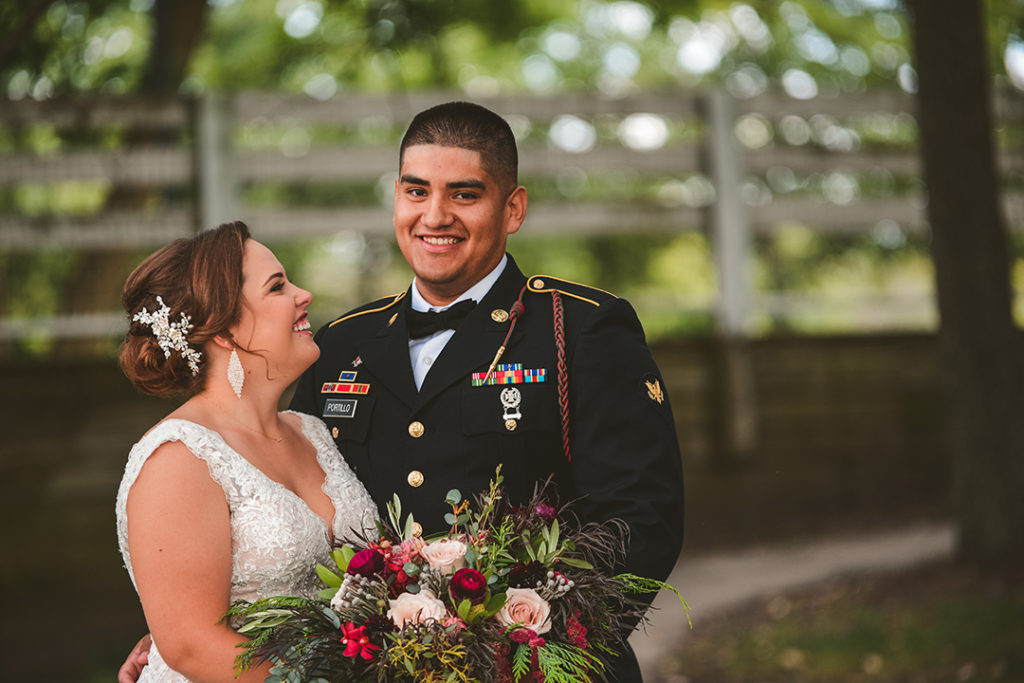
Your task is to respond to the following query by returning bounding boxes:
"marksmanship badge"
[500,386,522,431]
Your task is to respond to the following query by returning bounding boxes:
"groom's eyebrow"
[399,174,487,191]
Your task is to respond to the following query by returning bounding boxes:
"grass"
[665,561,1024,682]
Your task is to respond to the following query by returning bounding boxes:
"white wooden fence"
[1,88,1022,342]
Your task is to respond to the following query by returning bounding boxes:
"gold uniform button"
[408,420,425,438]
[491,308,509,323]
[533,278,545,289]
[331,426,339,438]
[411,521,423,537]
[407,470,424,487]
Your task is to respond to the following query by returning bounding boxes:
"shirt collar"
[410,254,508,312]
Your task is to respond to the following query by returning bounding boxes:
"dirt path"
[628,523,955,682]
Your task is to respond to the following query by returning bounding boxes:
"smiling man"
[289,101,685,682]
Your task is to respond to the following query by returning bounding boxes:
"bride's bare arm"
[125,441,272,682]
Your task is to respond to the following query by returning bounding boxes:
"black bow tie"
[406,299,476,340]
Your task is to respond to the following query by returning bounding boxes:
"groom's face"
[394,144,526,307]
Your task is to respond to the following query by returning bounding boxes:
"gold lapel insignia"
[645,378,664,405]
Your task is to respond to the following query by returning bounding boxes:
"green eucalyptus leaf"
[558,556,594,570]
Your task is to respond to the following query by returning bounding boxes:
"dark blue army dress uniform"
[290,255,685,682]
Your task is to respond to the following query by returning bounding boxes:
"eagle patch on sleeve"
[642,373,665,405]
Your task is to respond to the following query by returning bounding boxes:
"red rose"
[347,548,385,577]
[386,561,412,597]
[449,567,489,604]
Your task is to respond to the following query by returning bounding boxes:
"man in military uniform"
[290,101,684,682]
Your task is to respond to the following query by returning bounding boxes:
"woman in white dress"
[115,221,377,682]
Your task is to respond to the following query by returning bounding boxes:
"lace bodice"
[115,411,378,682]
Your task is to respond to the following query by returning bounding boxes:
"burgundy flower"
[340,622,379,660]
[567,611,588,649]
[509,627,536,644]
[449,567,488,604]
[347,548,385,577]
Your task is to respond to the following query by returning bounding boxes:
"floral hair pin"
[133,295,202,376]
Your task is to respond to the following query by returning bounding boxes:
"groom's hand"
[117,633,152,683]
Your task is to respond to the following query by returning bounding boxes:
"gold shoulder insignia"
[526,275,617,307]
[645,378,665,405]
[328,291,406,328]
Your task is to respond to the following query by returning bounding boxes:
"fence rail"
[2,87,1023,338]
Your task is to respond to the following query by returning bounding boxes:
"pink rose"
[496,588,551,635]
[387,590,447,628]
[420,538,467,574]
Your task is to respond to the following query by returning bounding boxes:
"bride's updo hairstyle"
[120,221,250,397]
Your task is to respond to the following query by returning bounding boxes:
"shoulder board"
[526,275,616,307]
[328,291,406,328]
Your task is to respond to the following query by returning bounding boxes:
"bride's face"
[231,239,318,381]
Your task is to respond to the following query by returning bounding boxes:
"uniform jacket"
[291,255,684,681]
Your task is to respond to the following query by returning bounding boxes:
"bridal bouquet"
[226,467,687,682]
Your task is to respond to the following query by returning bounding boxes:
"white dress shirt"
[408,255,508,390]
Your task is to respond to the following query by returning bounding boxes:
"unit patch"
[323,398,358,419]
[321,382,370,394]
[471,363,546,387]
[338,370,358,382]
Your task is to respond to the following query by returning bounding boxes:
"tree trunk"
[907,0,1024,570]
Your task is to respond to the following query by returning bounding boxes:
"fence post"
[704,89,758,468]
[196,92,238,232]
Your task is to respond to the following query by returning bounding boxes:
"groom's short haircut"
[399,101,519,192]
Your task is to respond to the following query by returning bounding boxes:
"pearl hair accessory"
[132,295,202,376]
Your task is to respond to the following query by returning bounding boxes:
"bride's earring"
[228,348,244,399]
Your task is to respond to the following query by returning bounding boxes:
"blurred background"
[1,0,1022,680]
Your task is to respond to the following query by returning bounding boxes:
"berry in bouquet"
[225,466,688,682]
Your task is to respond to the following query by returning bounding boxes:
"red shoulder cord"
[551,290,571,461]
[482,285,571,461]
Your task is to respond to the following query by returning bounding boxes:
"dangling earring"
[228,348,244,399]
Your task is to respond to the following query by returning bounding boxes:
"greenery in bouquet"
[225,466,688,682]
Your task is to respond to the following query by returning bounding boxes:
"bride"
[115,221,377,681]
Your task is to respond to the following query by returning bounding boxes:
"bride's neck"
[191,385,285,438]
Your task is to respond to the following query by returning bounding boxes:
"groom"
[120,101,684,682]
[291,101,684,681]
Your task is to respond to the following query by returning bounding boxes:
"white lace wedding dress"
[115,411,378,682]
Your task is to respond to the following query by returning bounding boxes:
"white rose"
[420,538,467,574]
[496,587,552,635]
[387,590,447,628]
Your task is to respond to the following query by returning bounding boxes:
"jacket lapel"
[356,293,418,409]
[413,258,528,413]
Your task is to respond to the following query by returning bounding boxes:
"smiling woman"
[113,220,378,682]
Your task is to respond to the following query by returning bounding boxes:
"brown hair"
[399,101,519,192]
[119,221,250,397]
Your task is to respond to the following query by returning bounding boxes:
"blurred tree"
[907,0,1024,570]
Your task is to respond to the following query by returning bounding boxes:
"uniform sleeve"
[566,297,685,614]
